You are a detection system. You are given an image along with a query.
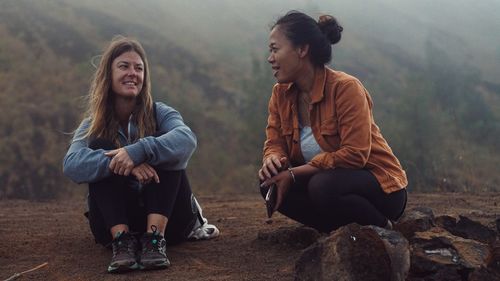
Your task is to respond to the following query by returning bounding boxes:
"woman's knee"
[386,189,407,221]
[307,170,341,204]
[153,169,188,190]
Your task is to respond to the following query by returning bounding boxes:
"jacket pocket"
[320,118,338,136]
[319,118,340,150]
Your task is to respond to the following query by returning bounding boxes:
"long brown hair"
[84,36,155,146]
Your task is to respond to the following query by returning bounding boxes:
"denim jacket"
[63,102,197,184]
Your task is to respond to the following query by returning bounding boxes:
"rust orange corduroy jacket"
[263,67,408,193]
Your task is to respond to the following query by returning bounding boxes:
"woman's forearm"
[289,164,320,178]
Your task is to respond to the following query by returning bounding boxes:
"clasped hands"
[105,148,159,184]
[258,155,293,212]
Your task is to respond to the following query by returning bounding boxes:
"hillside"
[0,0,248,198]
[0,192,499,280]
[0,0,499,199]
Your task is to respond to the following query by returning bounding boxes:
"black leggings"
[87,138,197,246]
[260,168,407,233]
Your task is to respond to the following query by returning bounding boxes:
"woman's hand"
[259,155,288,181]
[131,163,160,185]
[261,170,294,211]
[105,148,134,176]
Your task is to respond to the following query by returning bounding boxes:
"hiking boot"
[139,225,170,270]
[107,232,139,273]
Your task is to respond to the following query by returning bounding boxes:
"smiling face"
[267,26,305,84]
[111,51,144,99]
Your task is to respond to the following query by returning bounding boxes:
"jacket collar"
[284,66,327,104]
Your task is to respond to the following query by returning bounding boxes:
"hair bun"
[318,15,343,45]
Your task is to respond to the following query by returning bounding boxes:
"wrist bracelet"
[287,167,296,183]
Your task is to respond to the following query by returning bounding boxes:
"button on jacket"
[263,67,407,193]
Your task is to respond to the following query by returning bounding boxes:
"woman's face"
[267,27,303,83]
[111,51,144,99]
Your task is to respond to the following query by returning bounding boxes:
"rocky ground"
[0,192,498,281]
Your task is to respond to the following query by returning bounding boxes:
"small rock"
[257,226,321,249]
[435,215,457,229]
[487,238,500,273]
[453,216,497,244]
[409,227,490,279]
[394,207,435,239]
[437,215,497,244]
[468,267,500,281]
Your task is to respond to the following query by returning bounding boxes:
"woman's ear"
[297,44,310,59]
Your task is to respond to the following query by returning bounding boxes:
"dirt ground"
[0,192,498,281]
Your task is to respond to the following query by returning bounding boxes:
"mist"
[0,0,498,199]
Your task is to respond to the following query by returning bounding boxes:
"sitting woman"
[259,11,408,232]
[63,36,218,273]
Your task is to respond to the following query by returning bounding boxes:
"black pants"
[260,168,407,233]
[86,139,198,246]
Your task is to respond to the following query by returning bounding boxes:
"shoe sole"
[140,260,171,270]
[107,262,140,273]
[188,226,220,241]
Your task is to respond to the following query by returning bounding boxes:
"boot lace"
[143,225,162,253]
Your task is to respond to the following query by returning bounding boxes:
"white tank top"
[299,126,323,162]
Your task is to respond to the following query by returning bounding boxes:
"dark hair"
[273,11,343,66]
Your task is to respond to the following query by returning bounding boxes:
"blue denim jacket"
[63,102,197,184]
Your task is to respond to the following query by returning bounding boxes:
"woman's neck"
[295,63,318,95]
[114,96,136,125]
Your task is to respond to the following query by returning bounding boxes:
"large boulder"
[295,223,409,281]
[267,206,498,281]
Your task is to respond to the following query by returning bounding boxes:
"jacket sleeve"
[263,84,288,162]
[310,80,372,169]
[62,119,112,184]
[124,102,197,170]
